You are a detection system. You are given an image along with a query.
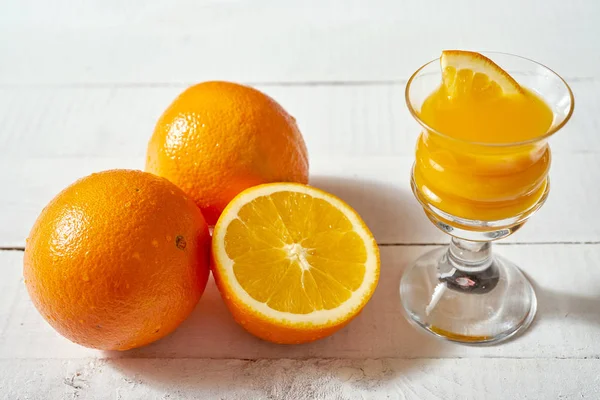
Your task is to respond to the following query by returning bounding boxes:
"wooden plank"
[2,245,600,360]
[1,358,598,400]
[1,0,599,84]
[0,82,595,158]
[0,82,597,247]
[1,151,598,247]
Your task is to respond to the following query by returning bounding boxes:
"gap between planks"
[0,76,595,89]
[3,241,600,252]
[379,241,600,246]
[0,80,405,89]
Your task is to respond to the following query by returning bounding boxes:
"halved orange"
[440,50,523,99]
[211,183,380,344]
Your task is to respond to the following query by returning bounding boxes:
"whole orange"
[23,169,210,351]
[145,81,309,225]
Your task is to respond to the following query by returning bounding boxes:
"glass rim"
[404,51,575,147]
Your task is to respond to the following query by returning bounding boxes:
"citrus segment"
[440,50,523,99]
[212,183,380,344]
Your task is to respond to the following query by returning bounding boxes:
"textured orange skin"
[23,170,211,351]
[145,81,309,225]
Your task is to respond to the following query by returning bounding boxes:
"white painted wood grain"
[2,0,600,397]
[3,245,600,360]
[0,82,596,158]
[1,0,599,84]
[2,151,598,248]
[1,358,598,400]
[0,81,597,247]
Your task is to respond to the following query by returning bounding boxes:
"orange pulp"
[413,86,554,221]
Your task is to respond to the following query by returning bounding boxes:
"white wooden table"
[2,1,600,399]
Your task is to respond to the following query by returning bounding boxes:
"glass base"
[399,244,537,345]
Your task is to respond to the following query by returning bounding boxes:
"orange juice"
[413,85,554,222]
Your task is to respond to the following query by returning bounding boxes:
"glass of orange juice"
[399,51,574,344]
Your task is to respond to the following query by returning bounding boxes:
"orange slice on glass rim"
[440,50,523,99]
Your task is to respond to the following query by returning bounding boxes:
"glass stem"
[440,238,499,294]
